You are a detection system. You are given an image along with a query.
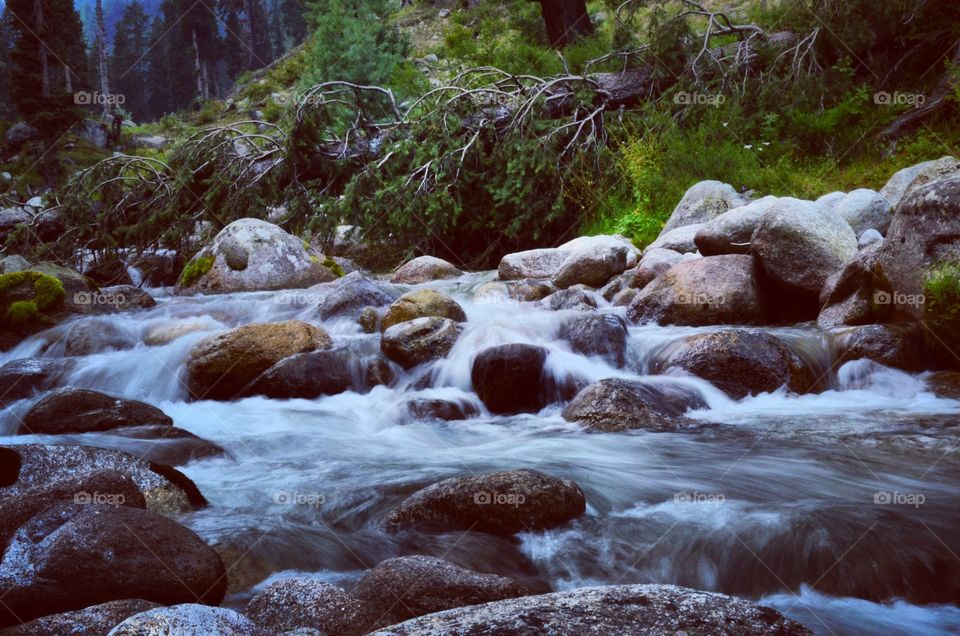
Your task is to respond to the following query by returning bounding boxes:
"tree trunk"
[33,0,50,96]
[95,0,111,117]
[192,29,209,100]
[537,0,593,49]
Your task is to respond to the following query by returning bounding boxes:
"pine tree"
[280,0,306,45]
[245,0,273,70]
[111,0,149,121]
[93,0,112,118]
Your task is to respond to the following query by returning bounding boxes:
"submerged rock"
[559,313,627,367]
[19,387,172,436]
[368,583,812,636]
[391,255,463,284]
[386,469,586,536]
[244,349,394,398]
[64,319,139,356]
[562,378,707,432]
[0,358,73,406]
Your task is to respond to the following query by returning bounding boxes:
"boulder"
[175,219,337,294]
[100,285,157,311]
[0,207,32,243]
[559,313,627,367]
[186,320,333,400]
[354,556,528,625]
[0,505,226,627]
[368,584,811,636]
[628,248,690,289]
[32,209,65,243]
[694,195,779,256]
[834,324,928,372]
[612,288,637,306]
[538,288,597,312]
[652,330,819,399]
[245,578,370,636]
[858,228,883,249]
[926,371,960,399]
[645,223,702,254]
[816,242,892,329]
[661,180,748,234]
[471,344,554,414]
[242,349,393,398]
[315,271,399,320]
[94,425,225,467]
[473,279,555,304]
[381,290,466,331]
[0,599,160,636]
[106,605,264,636]
[752,198,858,315]
[19,388,172,436]
[827,189,893,235]
[405,398,479,421]
[386,469,586,535]
[497,248,569,281]
[391,256,463,284]
[815,191,846,207]
[552,240,630,289]
[0,255,31,274]
[64,319,139,356]
[627,255,766,326]
[879,156,959,209]
[0,358,73,406]
[83,255,133,287]
[3,122,40,150]
[381,317,462,369]
[561,378,707,432]
[131,134,168,150]
[878,174,960,319]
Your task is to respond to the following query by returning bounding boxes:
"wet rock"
[242,349,393,398]
[694,195,779,256]
[627,255,766,326]
[552,236,637,289]
[661,180,748,233]
[245,577,370,636]
[816,242,891,328]
[99,285,157,311]
[381,317,462,369]
[0,599,160,636]
[559,313,627,367]
[316,271,399,320]
[186,320,333,400]
[19,387,172,435]
[405,398,479,421]
[0,505,226,628]
[175,219,337,294]
[64,319,139,356]
[562,378,707,432]
[354,556,528,625]
[382,289,466,331]
[612,288,637,306]
[386,469,586,536]
[645,223,702,254]
[143,320,212,346]
[880,155,959,209]
[878,174,960,319]
[653,330,819,399]
[471,344,554,414]
[391,256,463,284]
[834,324,928,372]
[538,288,597,312]
[825,188,893,236]
[0,358,73,406]
[107,604,263,636]
[753,198,858,316]
[368,583,812,636]
[98,425,225,466]
[926,371,960,399]
[497,248,569,280]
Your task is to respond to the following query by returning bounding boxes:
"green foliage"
[5,300,38,325]
[178,254,214,287]
[923,262,960,367]
[322,256,344,277]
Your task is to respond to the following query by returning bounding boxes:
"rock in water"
[19,387,172,435]
[0,358,73,406]
[552,236,636,289]
[381,317,462,368]
[562,378,707,431]
[644,223,702,254]
[242,349,393,398]
[471,344,551,414]
[559,314,627,367]
[245,577,370,635]
[174,218,337,294]
[833,324,928,372]
[498,248,570,280]
[0,599,160,636]
[314,271,399,320]
[381,289,467,330]
[816,242,891,329]
[386,469,586,536]
[652,330,819,399]
[391,255,463,284]
[106,604,265,636]
[186,320,333,400]
[354,556,528,625]
[367,584,812,636]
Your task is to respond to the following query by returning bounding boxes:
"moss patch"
[178,255,215,288]
[923,262,960,368]
[322,257,345,277]
[0,270,66,327]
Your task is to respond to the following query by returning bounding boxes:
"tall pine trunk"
[33,0,50,96]
[538,0,593,49]
[95,0,111,117]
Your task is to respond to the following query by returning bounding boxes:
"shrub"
[923,262,960,368]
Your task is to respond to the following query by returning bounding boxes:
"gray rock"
[3,122,39,149]
[628,248,690,289]
[627,255,766,326]
[538,288,597,312]
[559,313,627,366]
[661,180,748,233]
[833,324,928,372]
[0,255,31,274]
[879,156,959,209]
[242,349,393,398]
[100,285,157,311]
[652,330,819,399]
[553,243,628,288]
[471,344,553,414]
[19,387,172,436]
[315,271,399,320]
[0,599,160,636]
[827,189,893,235]
[245,577,370,635]
[386,469,586,536]
[694,195,779,256]
[857,228,883,249]
[107,605,264,636]
[0,358,74,406]
[391,256,462,284]
[405,398,479,421]
[815,191,846,207]
[354,556,528,626]
[0,207,32,242]
[645,223,702,254]
[175,219,337,294]
[32,208,65,242]
[816,242,891,328]
[562,378,707,432]
[131,135,168,150]
[381,317,462,369]
[498,248,569,280]
[381,289,466,330]
[64,319,139,356]
[368,584,812,636]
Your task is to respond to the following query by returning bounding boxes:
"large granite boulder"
[391,256,463,284]
[660,180,748,233]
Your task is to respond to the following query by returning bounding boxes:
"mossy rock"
[923,262,960,369]
[0,270,66,327]
[178,255,215,288]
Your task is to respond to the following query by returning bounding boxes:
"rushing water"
[2,272,959,635]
